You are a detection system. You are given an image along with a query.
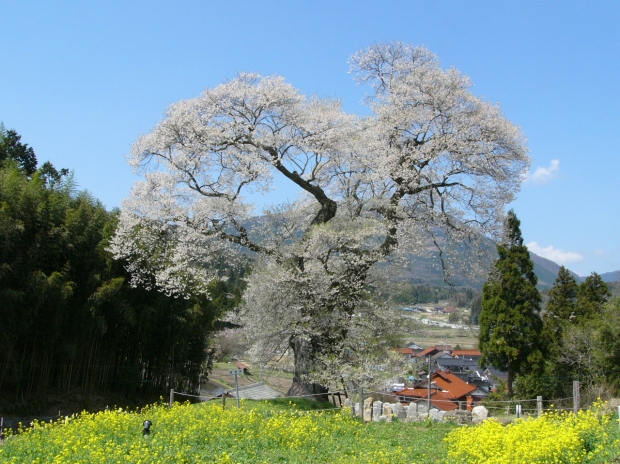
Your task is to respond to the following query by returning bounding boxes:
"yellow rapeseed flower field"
[1,399,618,463]
[0,400,453,463]
[444,399,620,463]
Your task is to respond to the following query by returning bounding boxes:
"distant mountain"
[599,270,620,283]
[243,214,618,288]
[528,252,582,287]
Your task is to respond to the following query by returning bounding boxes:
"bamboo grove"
[0,127,242,411]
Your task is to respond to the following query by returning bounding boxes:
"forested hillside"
[0,127,242,414]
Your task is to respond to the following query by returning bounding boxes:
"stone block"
[393,402,406,420]
[372,401,383,422]
[363,397,374,422]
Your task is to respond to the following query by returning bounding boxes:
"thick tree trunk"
[286,336,328,401]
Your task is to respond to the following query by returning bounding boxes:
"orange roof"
[431,370,476,399]
[396,348,415,355]
[394,388,433,398]
[236,362,249,369]
[451,350,481,358]
[415,347,437,358]
[430,391,459,411]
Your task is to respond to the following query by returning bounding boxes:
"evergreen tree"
[544,266,579,342]
[0,123,37,175]
[479,210,543,398]
[575,272,610,321]
[518,266,578,399]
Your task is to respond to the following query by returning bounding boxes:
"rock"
[372,401,383,422]
[472,405,489,420]
[417,404,428,415]
[429,409,439,421]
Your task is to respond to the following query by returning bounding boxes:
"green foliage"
[478,211,543,398]
[593,297,620,390]
[0,124,37,175]
[575,272,610,322]
[470,294,482,324]
[0,162,240,410]
[545,266,579,323]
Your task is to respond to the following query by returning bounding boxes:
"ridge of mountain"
[240,215,618,287]
[599,270,620,283]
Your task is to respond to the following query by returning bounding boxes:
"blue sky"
[2,1,619,276]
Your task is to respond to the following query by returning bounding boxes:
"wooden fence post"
[359,386,364,420]
[573,381,580,414]
[537,396,543,417]
[222,393,226,410]
[169,389,174,408]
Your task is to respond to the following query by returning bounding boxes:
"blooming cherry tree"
[110,42,530,396]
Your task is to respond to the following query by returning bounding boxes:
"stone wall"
[344,397,488,423]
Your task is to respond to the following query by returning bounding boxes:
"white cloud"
[525,159,560,184]
[594,248,606,257]
[527,241,584,264]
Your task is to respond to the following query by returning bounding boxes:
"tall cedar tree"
[479,210,543,398]
[575,272,610,322]
[544,266,579,343]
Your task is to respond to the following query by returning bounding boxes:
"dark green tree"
[0,123,38,175]
[575,272,610,321]
[543,266,579,343]
[595,297,620,391]
[478,210,543,398]
[0,160,242,411]
[470,294,482,325]
[517,266,579,398]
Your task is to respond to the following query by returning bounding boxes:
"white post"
[537,396,543,417]
[169,389,174,408]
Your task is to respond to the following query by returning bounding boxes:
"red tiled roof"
[451,350,481,358]
[394,388,433,398]
[431,370,476,399]
[396,348,415,355]
[236,362,249,369]
[415,347,437,358]
[430,391,459,411]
